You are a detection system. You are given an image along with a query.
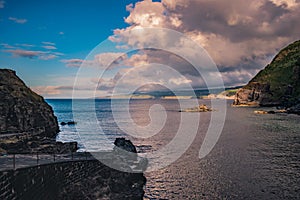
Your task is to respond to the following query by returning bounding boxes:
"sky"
[0,0,299,98]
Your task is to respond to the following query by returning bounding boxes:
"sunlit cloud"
[4,49,59,60]
[42,41,55,46]
[61,59,84,67]
[8,17,27,24]
[42,45,57,50]
[61,52,127,68]
[15,43,35,48]
[31,83,101,98]
[5,49,43,59]
[0,43,14,49]
[108,0,300,88]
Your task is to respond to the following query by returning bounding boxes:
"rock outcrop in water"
[114,138,137,153]
[0,69,59,136]
[233,40,300,110]
[180,104,212,112]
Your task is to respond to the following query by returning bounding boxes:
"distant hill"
[233,40,300,113]
[132,86,242,99]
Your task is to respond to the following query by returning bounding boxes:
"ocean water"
[46,99,300,199]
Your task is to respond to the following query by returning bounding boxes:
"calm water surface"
[47,99,300,199]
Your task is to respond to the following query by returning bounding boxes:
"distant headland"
[233,40,300,115]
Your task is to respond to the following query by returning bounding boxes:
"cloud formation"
[42,45,57,50]
[61,52,127,68]
[61,59,84,67]
[4,49,43,59]
[4,49,59,60]
[8,17,27,24]
[42,42,55,46]
[2,41,62,60]
[108,0,300,88]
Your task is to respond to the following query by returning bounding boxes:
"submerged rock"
[60,121,77,126]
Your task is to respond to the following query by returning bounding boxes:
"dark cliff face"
[0,69,59,137]
[234,40,300,108]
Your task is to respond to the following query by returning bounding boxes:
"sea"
[46,99,300,199]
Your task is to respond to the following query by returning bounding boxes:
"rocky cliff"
[234,40,300,111]
[0,69,59,137]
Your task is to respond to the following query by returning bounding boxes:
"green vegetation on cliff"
[235,40,300,108]
[247,40,300,102]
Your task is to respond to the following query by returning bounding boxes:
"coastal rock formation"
[180,104,212,112]
[112,138,148,172]
[287,103,300,115]
[114,138,137,154]
[0,69,59,137]
[233,40,300,108]
[0,69,77,154]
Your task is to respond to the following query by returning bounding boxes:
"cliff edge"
[233,40,300,112]
[0,69,59,137]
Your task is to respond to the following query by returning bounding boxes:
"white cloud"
[42,41,56,46]
[95,52,127,68]
[61,59,85,67]
[0,43,14,49]
[42,45,57,50]
[8,17,27,24]
[15,43,35,47]
[108,0,300,88]
[4,49,59,60]
[61,52,127,68]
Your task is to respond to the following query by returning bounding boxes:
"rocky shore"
[233,40,300,114]
[0,69,77,154]
[0,68,147,199]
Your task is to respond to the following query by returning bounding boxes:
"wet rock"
[254,109,287,115]
[254,110,269,114]
[181,104,212,112]
[60,121,77,126]
[287,103,300,114]
[114,138,137,154]
[67,121,76,125]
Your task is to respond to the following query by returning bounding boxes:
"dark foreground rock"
[287,103,300,114]
[114,137,137,153]
[112,138,148,172]
[0,159,146,200]
[233,40,300,111]
[0,69,77,154]
[0,133,78,154]
[0,69,59,137]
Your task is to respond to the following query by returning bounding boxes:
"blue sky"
[1,0,299,98]
[0,0,138,89]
